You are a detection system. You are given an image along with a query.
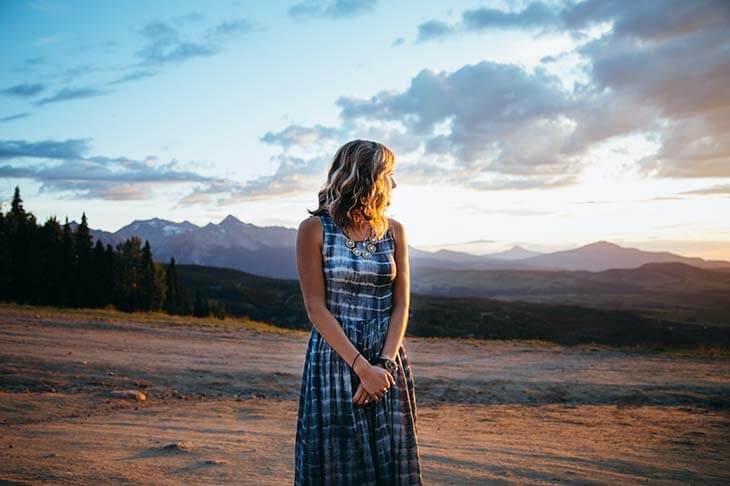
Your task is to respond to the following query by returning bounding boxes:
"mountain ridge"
[75,214,730,279]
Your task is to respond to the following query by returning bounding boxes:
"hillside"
[175,263,730,347]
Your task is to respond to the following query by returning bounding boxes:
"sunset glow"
[1,0,728,260]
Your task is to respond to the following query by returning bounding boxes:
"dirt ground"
[1,307,728,485]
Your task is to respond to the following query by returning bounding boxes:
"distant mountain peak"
[582,240,622,250]
[220,214,245,226]
[486,244,544,261]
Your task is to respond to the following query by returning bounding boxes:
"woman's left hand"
[353,382,378,406]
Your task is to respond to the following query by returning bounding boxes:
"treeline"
[0,186,227,318]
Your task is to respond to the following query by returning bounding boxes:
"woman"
[294,139,423,485]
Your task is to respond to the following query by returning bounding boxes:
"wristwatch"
[375,355,398,374]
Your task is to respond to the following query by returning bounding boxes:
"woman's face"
[384,168,397,191]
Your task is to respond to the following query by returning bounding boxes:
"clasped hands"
[352,356,395,406]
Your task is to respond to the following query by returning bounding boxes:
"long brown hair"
[308,139,395,239]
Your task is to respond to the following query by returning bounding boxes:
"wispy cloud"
[1,83,45,98]
[680,184,730,196]
[416,2,563,42]
[416,20,455,43]
[289,0,377,20]
[0,138,230,201]
[107,70,158,86]
[0,113,30,123]
[134,17,256,66]
[35,86,111,106]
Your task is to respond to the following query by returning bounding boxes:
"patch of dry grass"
[0,302,308,337]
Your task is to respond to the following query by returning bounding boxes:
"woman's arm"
[379,218,410,361]
[296,216,394,398]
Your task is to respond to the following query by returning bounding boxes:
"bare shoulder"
[298,215,321,232]
[297,215,323,243]
[387,217,407,245]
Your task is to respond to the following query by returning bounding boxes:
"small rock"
[204,459,226,465]
[108,390,146,401]
[162,441,193,452]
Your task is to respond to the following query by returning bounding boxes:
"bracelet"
[350,351,362,369]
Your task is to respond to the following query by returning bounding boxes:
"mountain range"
[72,214,730,280]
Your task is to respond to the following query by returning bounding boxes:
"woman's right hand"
[353,357,395,400]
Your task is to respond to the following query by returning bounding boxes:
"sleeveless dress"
[294,211,423,485]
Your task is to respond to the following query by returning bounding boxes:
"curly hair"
[308,139,396,240]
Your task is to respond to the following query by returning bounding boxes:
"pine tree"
[10,186,25,219]
[164,257,181,314]
[7,187,36,302]
[139,240,164,311]
[38,216,64,306]
[91,240,107,307]
[75,213,94,307]
[193,288,210,317]
[104,243,116,309]
[0,202,9,299]
[115,236,144,312]
[61,217,76,306]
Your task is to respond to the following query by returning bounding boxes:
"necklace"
[341,224,379,259]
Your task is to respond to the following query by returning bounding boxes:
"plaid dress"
[294,211,423,485]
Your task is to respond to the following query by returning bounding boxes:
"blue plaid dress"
[294,211,423,485]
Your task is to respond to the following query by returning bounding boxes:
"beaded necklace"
[341,224,379,259]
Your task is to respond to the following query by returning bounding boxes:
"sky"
[1,0,729,260]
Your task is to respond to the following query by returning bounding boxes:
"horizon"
[1,1,729,260]
[25,201,727,262]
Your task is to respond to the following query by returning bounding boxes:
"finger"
[386,371,395,386]
[353,387,364,405]
[363,383,378,398]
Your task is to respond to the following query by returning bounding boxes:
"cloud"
[7,16,258,114]
[416,20,455,43]
[171,12,204,25]
[35,86,111,106]
[336,61,590,180]
[415,1,564,42]
[0,138,92,159]
[135,17,255,66]
[243,57,598,194]
[108,70,158,85]
[11,57,46,74]
[679,184,730,196]
[251,0,729,194]
[411,0,730,180]
[572,2,730,178]
[1,83,45,97]
[462,2,561,31]
[260,124,345,149]
[0,113,30,123]
[0,138,226,201]
[289,0,377,20]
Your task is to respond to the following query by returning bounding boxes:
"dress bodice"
[318,211,396,322]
